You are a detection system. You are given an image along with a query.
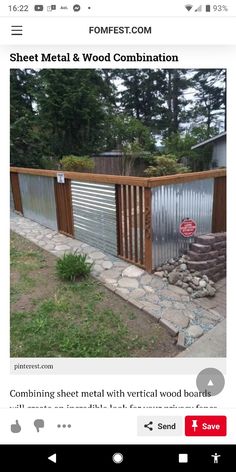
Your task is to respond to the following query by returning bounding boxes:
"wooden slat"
[139,187,144,265]
[54,179,74,236]
[119,256,145,269]
[144,187,152,273]
[133,186,138,263]
[10,172,23,214]
[115,185,123,257]
[212,176,226,233]
[10,166,226,188]
[128,185,133,260]
[123,185,128,259]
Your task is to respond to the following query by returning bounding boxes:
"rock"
[90,251,105,260]
[175,302,186,309]
[168,271,180,285]
[192,277,200,286]
[179,263,187,271]
[100,268,122,279]
[160,300,173,308]
[186,276,192,282]
[102,261,113,270]
[118,278,139,289]
[145,294,160,304]
[177,332,186,350]
[122,265,145,278]
[163,277,168,282]
[159,319,179,336]
[142,302,162,319]
[129,288,146,299]
[187,287,193,294]
[199,280,207,288]
[140,274,153,285]
[168,258,176,264]
[169,285,187,296]
[162,308,189,329]
[176,280,183,287]
[206,284,216,297]
[186,325,204,338]
[143,285,155,294]
[182,283,188,289]
[191,289,207,299]
[130,299,145,310]
[154,271,165,278]
[92,264,103,273]
[202,275,209,282]
[55,244,70,251]
[115,288,130,299]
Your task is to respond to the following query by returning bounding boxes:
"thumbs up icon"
[11,420,21,433]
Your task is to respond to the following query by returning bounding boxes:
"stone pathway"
[10,212,225,352]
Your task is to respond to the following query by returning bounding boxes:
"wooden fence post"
[212,176,226,233]
[144,187,152,273]
[10,172,23,214]
[54,178,74,236]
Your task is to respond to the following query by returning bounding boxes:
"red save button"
[185,416,227,436]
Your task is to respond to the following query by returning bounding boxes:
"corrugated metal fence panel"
[18,174,58,230]
[71,181,117,255]
[152,178,214,268]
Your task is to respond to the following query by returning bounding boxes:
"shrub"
[56,251,93,282]
[61,155,94,172]
[144,154,190,177]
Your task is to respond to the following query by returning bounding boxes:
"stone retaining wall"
[186,233,226,282]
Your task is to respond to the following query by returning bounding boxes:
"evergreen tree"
[117,69,167,131]
[10,69,45,167]
[191,69,226,135]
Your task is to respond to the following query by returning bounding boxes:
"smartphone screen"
[0,0,235,466]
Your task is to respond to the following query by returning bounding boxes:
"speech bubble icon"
[34,419,44,432]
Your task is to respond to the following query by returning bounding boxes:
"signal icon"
[195,5,202,12]
[185,4,193,11]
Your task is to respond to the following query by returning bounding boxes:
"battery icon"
[206,5,211,12]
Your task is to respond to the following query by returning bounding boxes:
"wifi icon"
[185,4,193,11]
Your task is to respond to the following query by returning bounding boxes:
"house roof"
[191,131,226,150]
[97,151,123,157]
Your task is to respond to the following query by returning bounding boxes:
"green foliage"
[144,154,189,177]
[56,252,93,282]
[108,115,156,151]
[163,126,218,171]
[191,69,226,132]
[61,155,94,172]
[10,68,226,171]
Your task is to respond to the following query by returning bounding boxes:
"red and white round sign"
[179,218,197,238]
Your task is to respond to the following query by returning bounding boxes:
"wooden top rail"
[10,167,150,187]
[10,167,226,188]
[147,168,226,187]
